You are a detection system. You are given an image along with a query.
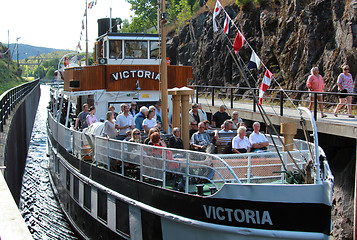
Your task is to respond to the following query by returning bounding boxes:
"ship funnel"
[98,18,118,37]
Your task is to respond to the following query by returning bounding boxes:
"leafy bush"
[236,0,253,7]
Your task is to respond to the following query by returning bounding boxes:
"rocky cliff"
[167,0,357,238]
[168,0,357,97]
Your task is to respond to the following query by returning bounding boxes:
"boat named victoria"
[47,23,334,240]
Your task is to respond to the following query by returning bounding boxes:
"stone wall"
[4,83,40,205]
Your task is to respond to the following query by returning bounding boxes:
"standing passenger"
[306,67,327,118]
[212,105,230,128]
[134,106,149,131]
[143,110,157,134]
[75,103,89,130]
[103,111,118,139]
[116,104,135,140]
[129,102,139,117]
[86,106,97,126]
[108,105,118,119]
[334,65,355,118]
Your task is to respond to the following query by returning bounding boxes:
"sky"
[0,0,133,51]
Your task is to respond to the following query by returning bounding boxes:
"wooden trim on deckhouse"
[63,65,192,92]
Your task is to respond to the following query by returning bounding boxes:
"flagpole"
[226,45,305,179]
[85,0,89,66]
[160,0,168,133]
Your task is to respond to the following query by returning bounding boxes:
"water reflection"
[19,85,78,240]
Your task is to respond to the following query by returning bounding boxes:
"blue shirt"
[134,112,146,131]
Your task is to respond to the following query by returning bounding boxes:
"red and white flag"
[259,69,273,105]
[223,13,231,34]
[213,0,222,32]
[233,30,245,53]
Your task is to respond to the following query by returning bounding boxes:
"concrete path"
[0,171,32,240]
[197,98,357,139]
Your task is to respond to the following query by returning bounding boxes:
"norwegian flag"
[223,13,231,34]
[259,69,273,105]
[213,0,222,32]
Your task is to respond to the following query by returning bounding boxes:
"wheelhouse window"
[125,40,148,59]
[109,40,122,59]
[150,41,159,59]
[103,40,107,58]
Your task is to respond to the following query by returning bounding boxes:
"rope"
[205,1,301,114]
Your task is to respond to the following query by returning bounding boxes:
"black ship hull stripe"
[48,131,331,235]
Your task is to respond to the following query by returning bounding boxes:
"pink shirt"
[337,73,354,93]
[86,114,97,126]
[306,74,324,92]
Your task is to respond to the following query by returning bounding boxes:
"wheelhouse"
[95,33,160,65]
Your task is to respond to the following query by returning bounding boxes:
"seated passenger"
[189,121,198,139]
[189,103,207,125]
[151,132,178,169]
[230,111,243,130]
[232,126,251,153]
[190,122,215,154]
[168,127,184,149]
[144,127,160,145]
[124,130,132,141]
[249,122,269,152]
[128,128,142,143]
[214,120,233,141]
[202,120,211,130]
[143,109,157,134]
[134,106,148,131]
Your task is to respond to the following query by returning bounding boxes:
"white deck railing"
[48,112,324,194]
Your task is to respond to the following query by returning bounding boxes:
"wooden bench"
[215,132,235,154]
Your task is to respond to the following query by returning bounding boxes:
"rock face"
[167,0,357,97]
[167,0,357,238]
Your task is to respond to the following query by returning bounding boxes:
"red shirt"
[306,74,324,92]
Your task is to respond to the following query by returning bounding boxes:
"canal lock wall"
[2,82,40,205]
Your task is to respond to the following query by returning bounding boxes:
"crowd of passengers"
[73,100,269,154]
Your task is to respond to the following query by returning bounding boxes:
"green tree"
[45,67,55,79]
[124,0,158,33]
[33,65,46,79]
[122,0,198,33]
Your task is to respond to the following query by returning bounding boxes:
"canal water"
[19,85,78,239]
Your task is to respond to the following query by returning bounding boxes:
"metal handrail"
[47,111,242,192]
[191,84,356,119]
[0,79,40,132]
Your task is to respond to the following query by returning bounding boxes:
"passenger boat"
[47,9,334,240]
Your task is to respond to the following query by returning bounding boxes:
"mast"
[160,0,168,133]
[85,0,89,66]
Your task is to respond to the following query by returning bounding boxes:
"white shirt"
[249,132,268,145]
[142,118,157,131]
[219,129,233,133]
[232,136,251,150]
[116,113,134,135]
